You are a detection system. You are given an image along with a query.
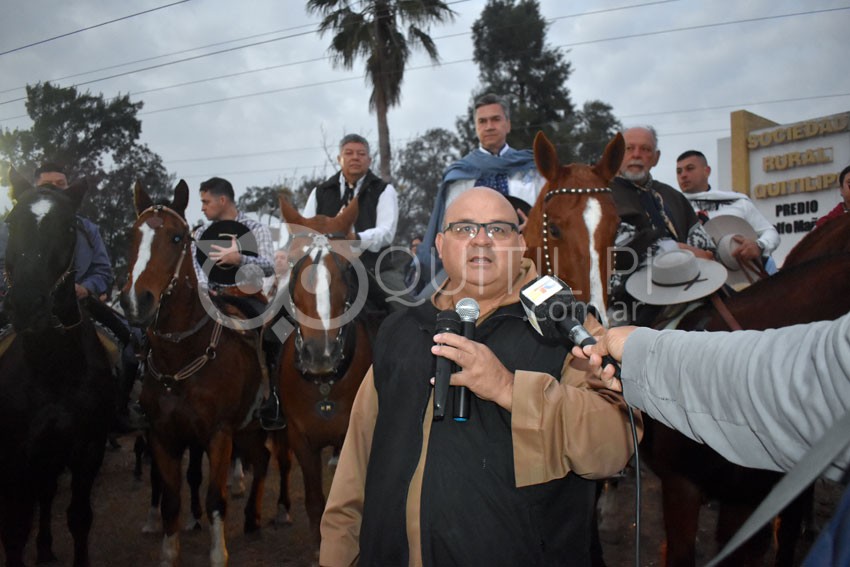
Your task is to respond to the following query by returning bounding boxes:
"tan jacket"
[319,260,641,567]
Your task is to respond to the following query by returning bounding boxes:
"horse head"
[783,212,850,268]
[524,132,624,324]
[279,195,361,377]
[120,180,191,327]
[4,167,87,332]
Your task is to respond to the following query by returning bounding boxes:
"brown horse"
[782,212,850,268]
[0,171,114,567]
[120,181,270,566]
[273,196,373,548]
[523,131,624,325]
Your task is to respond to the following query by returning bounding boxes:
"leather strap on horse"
[540,187,612,276]
[147,321,223,387]
[709,293,743,331]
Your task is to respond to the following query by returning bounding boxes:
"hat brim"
[704,214,758,243]
[715,234,757,289]
[626,258,728,305]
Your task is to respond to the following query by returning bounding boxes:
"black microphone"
[434,309,461,420]
[519,275,621,377]
[454,297,480,422]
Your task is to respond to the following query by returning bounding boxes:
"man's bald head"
[445,187,520,226]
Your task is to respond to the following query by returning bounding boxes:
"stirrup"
[258,395,286,431]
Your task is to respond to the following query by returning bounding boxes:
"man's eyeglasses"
[442,221,519,241]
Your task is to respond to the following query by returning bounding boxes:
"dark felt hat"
[194,220,258,285]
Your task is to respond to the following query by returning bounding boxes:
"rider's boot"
[258,339,286,431]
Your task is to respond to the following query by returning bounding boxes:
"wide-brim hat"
[195,220,259,285]
[626,248,727,305]
[704,215,759,289]
[704,214,758,244]
[714,234,757,290]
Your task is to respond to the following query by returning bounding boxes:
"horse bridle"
[539,187,612,276]
[286,232,358,380]
[135,205,225,388]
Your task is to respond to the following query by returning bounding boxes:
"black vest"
[360,301,596,566]
[315,170,387,236]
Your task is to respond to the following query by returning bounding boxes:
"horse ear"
[336,196,360,234]
[172,180,190,217]
[533,131,560,182]
[134,181,154,216]
[63,178,89,211]
[8,166,33,201]
[279,194,306,225]
[593,132,626,183]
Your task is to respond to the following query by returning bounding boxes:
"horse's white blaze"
[583,198,608,327]
[314,262,332,335]
[127,223,156,316]
[30,198,52,225]
[209,511,228,567]
[161,532,179,566]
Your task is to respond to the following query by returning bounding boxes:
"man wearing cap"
[609,127,715,326]
[192,176,283,429]
[414,93,545,296]
[676,150,779,272]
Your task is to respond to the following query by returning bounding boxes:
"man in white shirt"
[302,134,403,317]
[676,150,779,270]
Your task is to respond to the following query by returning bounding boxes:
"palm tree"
[307,0,455,180]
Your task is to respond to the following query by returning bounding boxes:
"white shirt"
[685,188,780,254]
[302,172,398,253]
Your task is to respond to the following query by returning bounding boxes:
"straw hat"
[626,248,727,305]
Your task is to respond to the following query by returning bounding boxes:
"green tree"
[306,0,455,180]
[573,100,623,164]
[466,0,577,158]
[237,183,288,223]
[393,128,460,242]
[0,82,172,282]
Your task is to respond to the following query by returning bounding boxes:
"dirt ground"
[16,434,842,566]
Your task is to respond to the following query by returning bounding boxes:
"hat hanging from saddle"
[195,220,258,286]
[626,248,727,305]
[704,215,760,289]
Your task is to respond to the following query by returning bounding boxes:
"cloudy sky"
[1,0,847,225]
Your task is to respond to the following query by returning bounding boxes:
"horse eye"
[172,234,182,244]
[548,223,562,239]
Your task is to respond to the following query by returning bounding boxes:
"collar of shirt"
[337,172,366,198]
[477,144,511,157]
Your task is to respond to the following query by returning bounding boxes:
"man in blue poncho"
[413,93,545,297]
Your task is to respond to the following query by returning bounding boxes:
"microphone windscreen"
[455,297,480,323]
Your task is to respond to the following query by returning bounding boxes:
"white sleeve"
[302,187,318,218]
[357,184,398,252]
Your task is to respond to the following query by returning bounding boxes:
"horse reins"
[540,187,612,276]
[136,204,225,387]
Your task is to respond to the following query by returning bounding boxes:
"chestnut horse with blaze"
[273,196,373,548]
[120,181,269,567]
[523,131,624,325]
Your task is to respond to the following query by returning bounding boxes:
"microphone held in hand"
[519,275,621,378]
[434,309,462,420]
[454,297,480,422]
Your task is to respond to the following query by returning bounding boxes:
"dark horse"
[273,196,373,548]
[120,181,269,566]
[0,170,114,566]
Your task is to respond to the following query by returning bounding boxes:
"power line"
[129,7,847,118]
[0,0,192,57]
[0,0,678,102]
